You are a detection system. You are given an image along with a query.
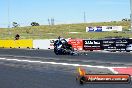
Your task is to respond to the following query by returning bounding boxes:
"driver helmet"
[60,38,66,44]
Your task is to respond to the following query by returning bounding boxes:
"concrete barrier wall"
[0,38,131,51]
[0,39,33,49]
[0,39,56,49]
[15,39,33,48]
[0,40,15,48]
[33,39,50,49]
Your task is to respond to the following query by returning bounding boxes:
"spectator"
[15,34,20,40]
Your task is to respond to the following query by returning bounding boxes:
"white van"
[126,44,132,52]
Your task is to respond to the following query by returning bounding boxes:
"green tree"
[12,22,20,28]
[31,22,40,26]
[122,18,130,22]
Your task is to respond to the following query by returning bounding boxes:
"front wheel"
[54,48,59,55]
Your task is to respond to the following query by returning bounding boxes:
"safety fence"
[0,38,132,52]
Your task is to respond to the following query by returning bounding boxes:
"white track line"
[108,68,119,74]
[0,57,132,77]
[0,58,127,68]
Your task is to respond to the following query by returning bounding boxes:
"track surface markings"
[0,57,132,76]
[112,67,132,75]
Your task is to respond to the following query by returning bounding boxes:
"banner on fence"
[86,26,122,32]
[68,39,83,50]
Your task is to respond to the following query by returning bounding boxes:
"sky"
[0,0,131,28]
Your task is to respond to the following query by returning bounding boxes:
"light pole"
[84,12,86,23]
[8,0,10,28]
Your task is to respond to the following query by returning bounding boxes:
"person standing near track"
[15,34,20,40]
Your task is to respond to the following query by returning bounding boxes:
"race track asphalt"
[0,49,131,88]
[0,49,132,66]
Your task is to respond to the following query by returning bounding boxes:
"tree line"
[12,22,40,28]
[12,18,131,28]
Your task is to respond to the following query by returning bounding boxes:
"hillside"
[0,21,131,39]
